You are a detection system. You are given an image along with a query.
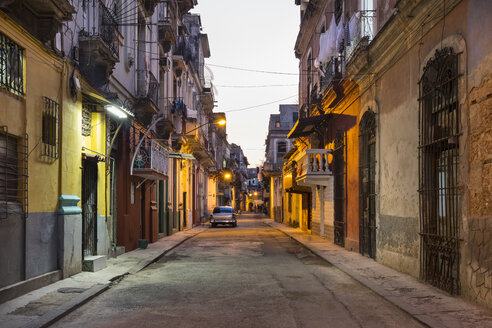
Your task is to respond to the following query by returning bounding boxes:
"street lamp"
[224,172,232,180]
[186,118,226,135]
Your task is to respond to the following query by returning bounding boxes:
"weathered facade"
[287,0,492,309]
[263,104,298,221]
[0,0,244,303]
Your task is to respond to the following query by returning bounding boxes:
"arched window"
[418,47,460,294]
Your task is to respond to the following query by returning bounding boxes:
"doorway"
[359,110,377,258]
[82,158,98,257]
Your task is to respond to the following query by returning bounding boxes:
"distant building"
[263,104,298,220]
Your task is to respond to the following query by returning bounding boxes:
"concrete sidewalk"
[265,219,492,328]
[0,225,207,328]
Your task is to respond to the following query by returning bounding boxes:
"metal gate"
[333,131,346,247]
[418,47,461,294]
[82,159,98,257]
[359,110,376,258]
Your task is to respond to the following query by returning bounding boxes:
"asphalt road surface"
[52,214,424,328]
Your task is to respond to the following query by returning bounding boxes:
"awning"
[169,152,195,160]
[287,113,356,140]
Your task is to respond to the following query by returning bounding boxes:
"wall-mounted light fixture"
[106,105,134,119]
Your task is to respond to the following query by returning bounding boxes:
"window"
[82,103,95,137]
[0,127,28,219]
[42,97,60,159]
[418,47,461,294]
[275,121,280,128]
[277,141,287,154]
[0,32,24,95]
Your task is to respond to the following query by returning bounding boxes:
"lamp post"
[185,119,226,135]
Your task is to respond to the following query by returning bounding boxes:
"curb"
[23,225,208,328]
[264,221,440,328]
[23,284,109,328]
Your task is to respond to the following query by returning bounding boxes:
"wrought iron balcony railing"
[79,0,119,60]
[320,56,344,91]
[346,10,376,62]
[133,138,169,178]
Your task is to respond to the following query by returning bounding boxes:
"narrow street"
[52,214,423,328]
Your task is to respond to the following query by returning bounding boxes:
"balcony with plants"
[131,134,169,180]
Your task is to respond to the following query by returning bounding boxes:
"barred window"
[42,97,60,159]
[0,127,28,219]
[418,47,461,294]
[0,32,24,95]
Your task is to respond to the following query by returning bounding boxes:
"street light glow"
[106,105,128,119]
[254,192,258,196]
[217,119,226,126]
[224,172,231,179]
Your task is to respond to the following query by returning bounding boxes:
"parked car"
[210,206,237,228]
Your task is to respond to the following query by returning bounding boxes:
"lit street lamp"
[186,119,226,135]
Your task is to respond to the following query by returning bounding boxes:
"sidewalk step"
[82,256,107,272]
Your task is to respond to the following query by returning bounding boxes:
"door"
[183,192,187,228]
[82,159,98,257]
[302,193,312,231]
[333,131,346,247]
[359,110,376,258]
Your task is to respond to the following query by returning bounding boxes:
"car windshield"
[213,207,233,214]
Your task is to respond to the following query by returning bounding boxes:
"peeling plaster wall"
[461,0,492,305]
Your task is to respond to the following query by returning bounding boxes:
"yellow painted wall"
[0,13,65,213]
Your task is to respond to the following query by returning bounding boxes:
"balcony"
[186,129,215,167]
[173,39,192,74]
[78,0,119,88]
[134,71,159,125]
[133,139,169,180]
[296,149,332,187]
[141,0,159,17]
[156,99,175,139]
[158,11,176,53]
[346,10,376,62]
[320,56,344,92]
[177,0,197,16]
[170,97,187,118]
[263,162,283,176]
[2,0,75,42]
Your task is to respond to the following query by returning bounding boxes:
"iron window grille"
[82,103,96,137]
[42,97,60,159]
[418,47,461,295]
[0,32,24,95]
[0,126,28,220]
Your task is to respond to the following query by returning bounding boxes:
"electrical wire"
[223,95,298,113]
[207,63,298,76]
[215,84,297,88]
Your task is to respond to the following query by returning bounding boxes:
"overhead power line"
[207,64,298,76]
[215,84,297,88]
[223,95,298,113]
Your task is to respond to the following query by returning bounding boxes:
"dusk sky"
[191,1,300,167]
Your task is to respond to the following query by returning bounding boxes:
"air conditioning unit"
[159,56,170,71]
